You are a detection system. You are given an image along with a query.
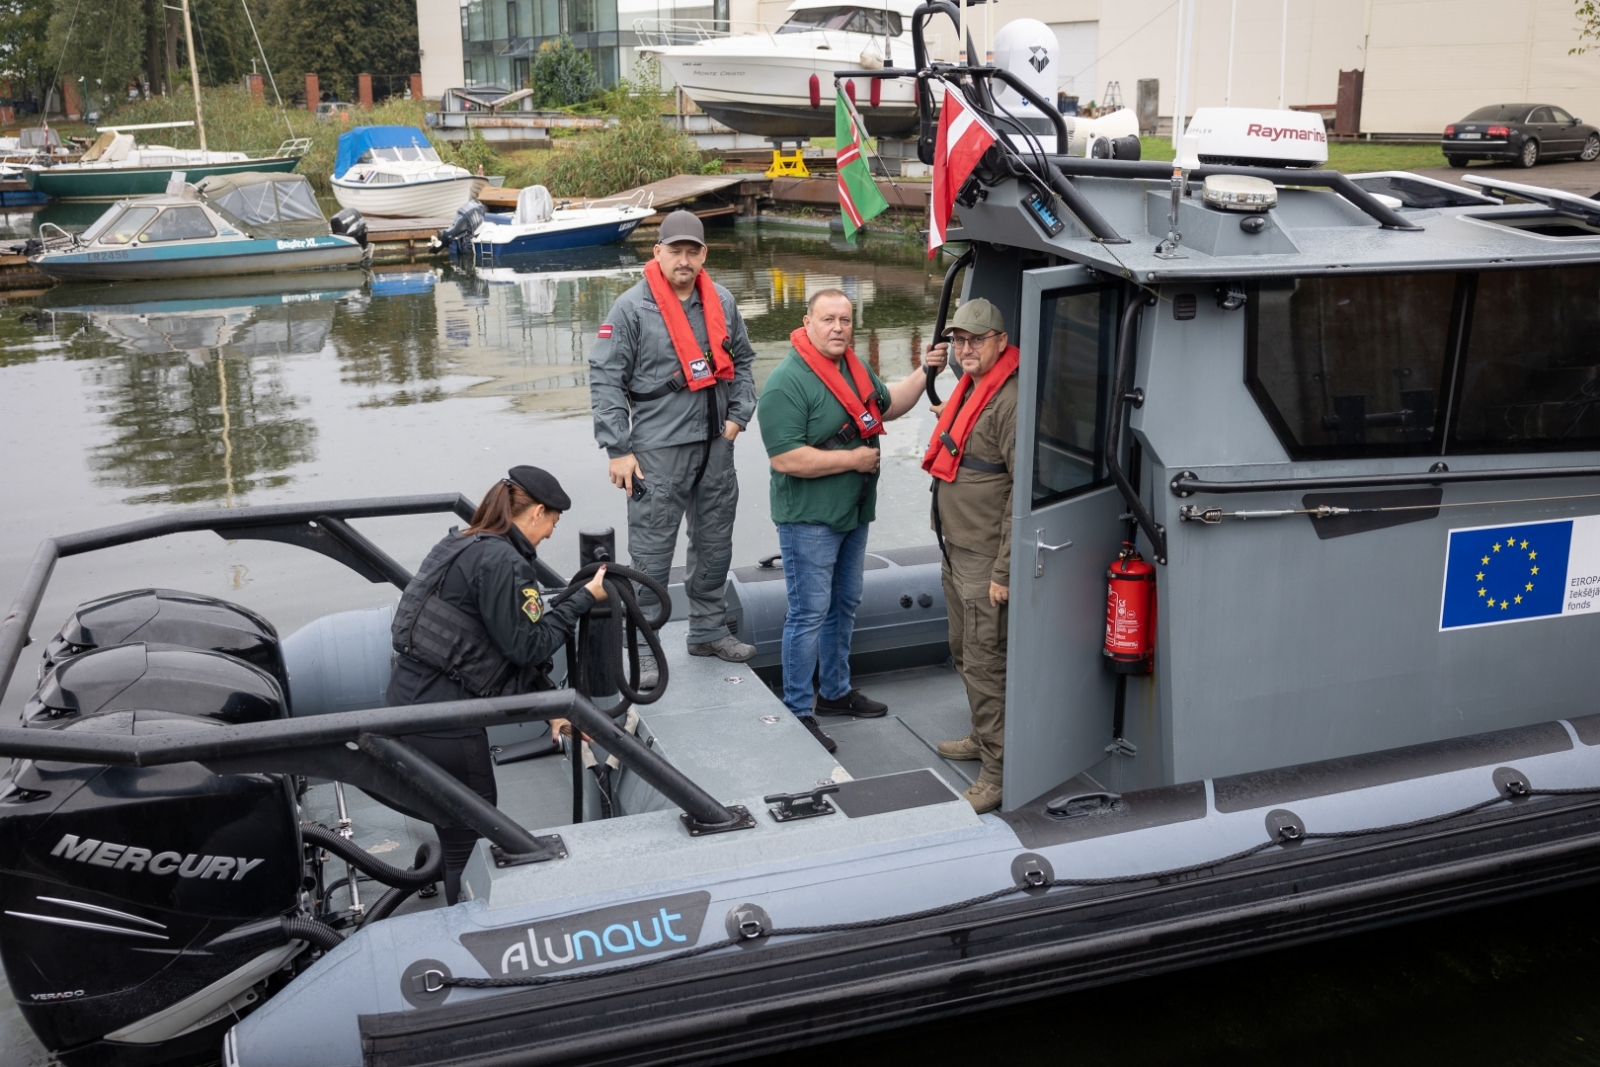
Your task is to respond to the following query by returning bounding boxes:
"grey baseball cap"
[657,209,706,247]
[945,297,1007,336]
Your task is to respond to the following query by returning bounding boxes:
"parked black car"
[1443,103,1600,168]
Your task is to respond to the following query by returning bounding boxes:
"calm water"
[0,226,1595,1065]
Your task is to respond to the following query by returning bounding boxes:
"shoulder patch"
[598,323,613,339]
[520,586,544,623]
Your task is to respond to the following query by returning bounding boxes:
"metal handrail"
[0,493,747,836]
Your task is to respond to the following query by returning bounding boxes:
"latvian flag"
[835,86,889,243]
[929,82,998,258]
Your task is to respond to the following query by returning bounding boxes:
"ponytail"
[463,480,540,537]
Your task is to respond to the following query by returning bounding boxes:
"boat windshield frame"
[360,145,443,166]
[777,6,902,34]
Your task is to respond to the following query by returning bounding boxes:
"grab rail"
[1169,463,1600,497]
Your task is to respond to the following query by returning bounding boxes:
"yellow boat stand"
[765,137,810,179]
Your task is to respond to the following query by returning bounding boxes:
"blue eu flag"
[1440,520,1572,630]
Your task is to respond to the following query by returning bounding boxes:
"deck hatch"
[830,769,960,818]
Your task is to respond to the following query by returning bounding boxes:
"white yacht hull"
[646,46,921,138]
[331,174,486,218]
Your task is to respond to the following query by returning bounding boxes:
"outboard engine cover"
[0,711,302,1064]
[433,200,485,256]
[42,588,286,694]
[329,207,368,247]
[24,642,286,729]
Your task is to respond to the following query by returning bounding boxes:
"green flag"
[835,87,889,243]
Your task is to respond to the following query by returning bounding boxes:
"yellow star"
[1493,543,1501,553]
[1532,565,1540,575]
[1479,588,1488,597]
[1526,582,1535,591]
[1508,538,1517,547]
[1482,556,1491,565]
[1501,600,1510,609]
[1515,595,1523,604]
[1488,599,1496,609]
[1476,572,1485,581]
[1530,550,1538,560]
[1521,540,1529,550]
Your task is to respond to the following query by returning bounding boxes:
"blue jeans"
[777,521,870,718]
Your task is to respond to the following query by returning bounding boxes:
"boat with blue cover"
[24,171,368,282]
[9,4,1600,1063]
[331,126,484,219]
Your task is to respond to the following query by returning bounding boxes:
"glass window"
[1529,107,1554,123]
[1246,273,1457,458]
[98,206,158,244]
[1551,106,1575,123]
[137,207,217,242]
[1465,105,1523,122]
[506,0,520,36]
[1033,287,1117,508]
[1451,265,1600,449]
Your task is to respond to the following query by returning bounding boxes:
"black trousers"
[402,730,497,905]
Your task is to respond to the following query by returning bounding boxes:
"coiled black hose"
[302,823,444,889]
[550,562,671,711]
[359,842,441,926]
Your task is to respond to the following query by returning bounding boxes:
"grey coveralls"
[589,275,757,643]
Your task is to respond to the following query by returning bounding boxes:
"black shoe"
[798,715,837,753]
[815,689,888,718]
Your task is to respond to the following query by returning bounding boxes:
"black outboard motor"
[41,588,287,695]
[23,642,286,728]
[432,199,485,257]
[329,207,368,248]
[0,711,303,1066]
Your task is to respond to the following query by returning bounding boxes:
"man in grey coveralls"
[589,211,757,680]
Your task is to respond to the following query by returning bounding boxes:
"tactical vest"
[391,532,533,698]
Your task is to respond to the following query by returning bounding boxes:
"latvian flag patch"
[598,324,613,339]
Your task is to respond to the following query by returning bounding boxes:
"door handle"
[1035,529,1072,577]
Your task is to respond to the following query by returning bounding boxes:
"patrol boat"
[8,5,1600,1062]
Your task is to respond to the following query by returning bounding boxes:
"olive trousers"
[942,541,1008,785]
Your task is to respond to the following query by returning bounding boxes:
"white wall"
[418,0,467,98]
[1050,20,1098,102]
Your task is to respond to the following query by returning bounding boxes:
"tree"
[261,0,419,102]
[1575,0,1600,53]
[0,0,55,103]
[531,38,597,107]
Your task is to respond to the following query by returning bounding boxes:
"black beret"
[506,465,571,512]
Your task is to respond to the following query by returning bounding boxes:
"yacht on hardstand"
[7,4,1600,1064]
[636,0,923,137]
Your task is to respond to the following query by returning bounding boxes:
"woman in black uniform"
[387,465,606,903]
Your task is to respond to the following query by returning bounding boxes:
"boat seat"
[514,185,554,225]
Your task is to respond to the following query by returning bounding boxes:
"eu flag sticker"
[1440,519,1574,630]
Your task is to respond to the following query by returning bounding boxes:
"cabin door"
[1002,266,1125,810]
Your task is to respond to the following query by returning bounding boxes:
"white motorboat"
[470,186,655,262]
[636,0,924,137]
[330,126,486,218]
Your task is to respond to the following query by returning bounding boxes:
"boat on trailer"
[8,4,1600,1062]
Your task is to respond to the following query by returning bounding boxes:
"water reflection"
[37,275,363,505]
[0,228,947,509]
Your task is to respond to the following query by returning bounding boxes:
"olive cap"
[506,465,571,512]
[657,209,706,247]
[945,297,1007,337]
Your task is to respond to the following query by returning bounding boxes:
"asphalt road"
[1414,157,1600,197]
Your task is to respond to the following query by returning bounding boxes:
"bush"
[522,57,714,197]
[532,39,599,108]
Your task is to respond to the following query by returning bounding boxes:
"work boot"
[963,778,1002,815]
[798,714,837,754]
[936,736,981,761]
[635,653,659,690]
[688,633,756,662]
[815,689,888,718]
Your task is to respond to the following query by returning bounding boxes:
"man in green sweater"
[757,289,945,753]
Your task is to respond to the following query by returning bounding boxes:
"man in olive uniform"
[590,211,758,682]
[924,299,1019,815]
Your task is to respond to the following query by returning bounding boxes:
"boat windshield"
[778,6,901,35]
[97,206,159,245]
[362,145,442,165]
[137,206,218,243]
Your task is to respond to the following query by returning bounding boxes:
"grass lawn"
[1135,136,1446,172]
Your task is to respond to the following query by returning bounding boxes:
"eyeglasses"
[949,332,999,352]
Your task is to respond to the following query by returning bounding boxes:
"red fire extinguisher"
[1104,544,1155,674]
